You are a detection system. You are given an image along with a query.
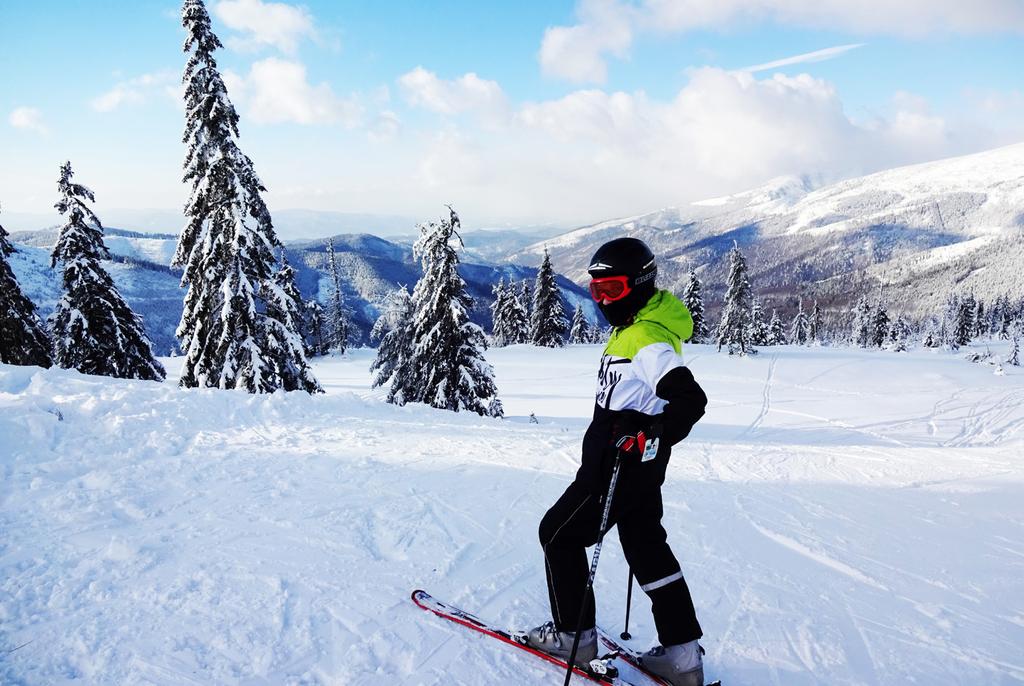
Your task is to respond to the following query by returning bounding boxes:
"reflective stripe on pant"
[538,477,703,646]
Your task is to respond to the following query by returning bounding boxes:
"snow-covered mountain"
[8,229,596,353]
[513,143,1024,319]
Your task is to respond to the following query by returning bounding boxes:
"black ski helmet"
[588,237,657,326]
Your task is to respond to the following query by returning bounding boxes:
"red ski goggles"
[589,275,632,303]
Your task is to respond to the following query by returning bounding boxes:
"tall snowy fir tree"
[325,238,349,353]
[370,286,417,405]
[568,303,592,344]
[262,252,322,393]
[50,163,165,381]
[748,299,769,346]
[717,242,754,355]
[809,301,823,345]
[174,0,309,392]
[767,309,786,346]
[0,207,53,367]
[853,296,873,348]
[953,297,975,349]
[489,279,513,347]
[681,270,708,343]
[303,300,326,356]
[871,298,890,348]
[503,282,531,344]
[407,208,501,416]
[531,250,567,347]
[791,301,811,345]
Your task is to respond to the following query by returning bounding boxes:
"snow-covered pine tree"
[0,205,53,367]
[175,0,301,392]
[748,298,769,346]
[262,251,322,393]
[1007,328,1020,367]
[853,296,872,348]
[325,237,349,354]
[520,280,532,324]
[767,309,786,345]
[531,249,568,347]
[953,297,974,349]
[370,285,416,404]
[504,282,531,344]
[489,278,512,347]
[872,299,890,348]
[791,300,811,345]
[303,300,326,356]
[408,207,501,416]
[681,270,708,343]
[998,294,1014,339]
[717,242,754,355]
[50,162,165,381]
[809,301,823,345]
[974,299,987,338]
[890,315,911,352]
[568,302,592,344]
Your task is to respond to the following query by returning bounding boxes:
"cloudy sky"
[2,0,1024,230]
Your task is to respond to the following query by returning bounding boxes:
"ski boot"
[523,621,597,666]
[639,640,704,686]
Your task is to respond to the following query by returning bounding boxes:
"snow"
[2,344,1023,685]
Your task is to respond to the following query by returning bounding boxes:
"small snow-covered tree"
[853,296,872,348]
[1007,331,1020,367]
[872,299,890,348]
[717,242,754,355]
[175,0,299,392]
[370,286,416,404]
[504,282,531,344]
[766,309,786,345]
[408,207,501,416]
[490,278,514,347]
[791,300,811,345]
[748,298,769,346]
[50,162,165,381]
[809,301,823,345]
[0,205,53,367]
[304,300,327,356]
[568,303,592,344]
[681,271,708,343]
[325,237,350,353]
[952,297,974,349]
[262,252,322,393]
[531,249,567,347]
[890,315,912,352]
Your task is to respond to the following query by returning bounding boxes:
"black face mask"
[598,281,655,328]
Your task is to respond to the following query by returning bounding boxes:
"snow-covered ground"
[2,344,1023,685]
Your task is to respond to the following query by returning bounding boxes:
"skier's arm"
[632,342,708,445]
[655,366,707,445]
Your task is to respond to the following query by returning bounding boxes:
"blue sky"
[2,0,1023,231]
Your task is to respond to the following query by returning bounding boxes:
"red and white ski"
[412,589,719,685]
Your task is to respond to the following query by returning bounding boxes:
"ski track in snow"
[2,343,1024,685]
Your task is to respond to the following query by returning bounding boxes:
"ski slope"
[2,345,1023,685]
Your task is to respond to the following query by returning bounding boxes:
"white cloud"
[214,0,316,54]
[8,107,47,135]
[92,71,179,112]
[740,43,864,73]
[226,57,364,126]
[398,67,509,123]
[542,0,1024,83]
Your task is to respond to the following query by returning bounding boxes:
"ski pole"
[620,570,634,641]
[563,448,626,686]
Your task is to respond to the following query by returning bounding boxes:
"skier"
[525,237,709,686]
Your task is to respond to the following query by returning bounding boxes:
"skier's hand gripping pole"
[563,448,626,686]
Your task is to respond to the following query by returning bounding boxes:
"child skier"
[525,237,709,686]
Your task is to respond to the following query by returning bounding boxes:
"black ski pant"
[539,475,702,647]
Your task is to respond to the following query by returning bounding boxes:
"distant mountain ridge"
[512,142,1024,321]
[8,229,597,355]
